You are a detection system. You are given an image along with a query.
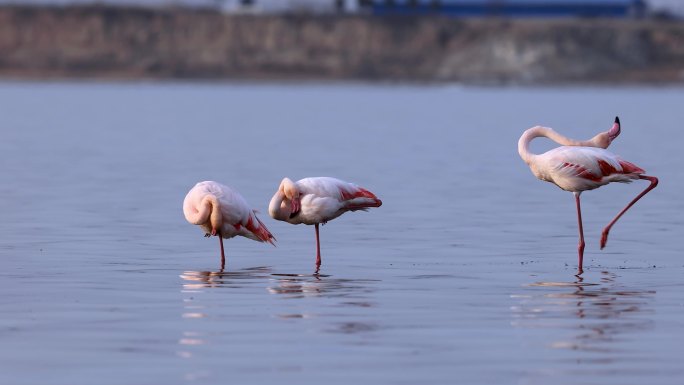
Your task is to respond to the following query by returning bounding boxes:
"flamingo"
[268,177,382,268]
[518,117,658,274]
[183,181,275,268]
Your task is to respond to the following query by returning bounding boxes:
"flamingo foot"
[600,229,609,250]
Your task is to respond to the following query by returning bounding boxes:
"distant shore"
[1,5,683,84]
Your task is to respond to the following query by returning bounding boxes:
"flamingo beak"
[289,198,301,219]
[608,116,621,141]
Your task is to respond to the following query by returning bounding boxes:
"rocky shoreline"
[0,5,683,84]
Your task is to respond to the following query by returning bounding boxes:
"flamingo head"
[609,116,621,141]
[269,178,299,221]
[589,116,621,149]
[277,178,301,218]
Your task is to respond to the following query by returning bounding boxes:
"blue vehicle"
[359,0,647,18]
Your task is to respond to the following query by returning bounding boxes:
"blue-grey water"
[0,82,682,385]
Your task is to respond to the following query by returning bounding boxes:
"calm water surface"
[0,82,682,385]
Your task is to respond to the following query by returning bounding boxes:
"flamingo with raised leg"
[183,181,275,269]
[518,117,658,274]
[268,177,382,269]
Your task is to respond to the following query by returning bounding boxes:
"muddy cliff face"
[0,5,682,83]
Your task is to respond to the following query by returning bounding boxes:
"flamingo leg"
[315,223,322,267]
[600,175,658,249]
[218,233,226,270]
[574,192,585,274]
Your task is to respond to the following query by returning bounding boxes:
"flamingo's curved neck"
[518,126,550,166]
[186,195,222,231]
[268,191,289,221]
[281,178,298,199]
[518,125,613,166]
[208,196,222,231]
[270,178,300,221]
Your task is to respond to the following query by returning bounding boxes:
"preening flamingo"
[518,117,658,274]
[268,177,382,268]
[183,181,275,268]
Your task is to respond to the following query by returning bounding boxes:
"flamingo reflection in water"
[180,266,273,290]
[512,271,655,354]
[267,272,378,300]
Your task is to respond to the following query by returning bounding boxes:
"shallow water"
[0,82,682,384]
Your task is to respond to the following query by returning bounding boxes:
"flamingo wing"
[197,181,275,244]
[229,210,275,245]
[544,147,644,191]
[298,177,380,205]
[296,177,352,199]
[296,177,382,213]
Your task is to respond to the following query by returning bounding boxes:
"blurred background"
[0,0,682,83]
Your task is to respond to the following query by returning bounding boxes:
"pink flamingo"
[268,177,382,268]
[183,181,275,268]
[518,117,658,274]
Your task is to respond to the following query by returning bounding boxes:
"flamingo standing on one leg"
[518,117,658,274]
[268,177,382,269]
[183,181,275,269]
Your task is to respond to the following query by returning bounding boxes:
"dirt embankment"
[0,5,683,83]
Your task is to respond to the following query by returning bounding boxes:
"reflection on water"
[179,268,381,299]
[512,271,656,356]
[178,266,275,361]
[3,83,680,385]
[180,266,273,290]
[267,274,381,334]
[268,273,380,299]
[177,266,382,364]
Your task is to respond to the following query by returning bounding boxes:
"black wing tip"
[615,116,620,125]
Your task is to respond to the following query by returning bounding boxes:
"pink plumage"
[269,177,382,268]
[518,117,657,274]
[537,146,644,192]
[183,181,275,268]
